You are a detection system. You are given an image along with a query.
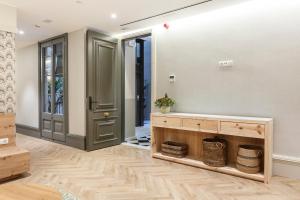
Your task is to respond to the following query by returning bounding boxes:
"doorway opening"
[124,34,152,148]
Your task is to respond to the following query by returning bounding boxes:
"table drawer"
[152,116,181,128]
[220,121,265,139]
[201,120,218,133]
[182,119,218,133]
[182,119,201,131]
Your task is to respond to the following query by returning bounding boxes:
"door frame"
[38,33,69,140]
[85,30,121,151]
[120,32,154,142]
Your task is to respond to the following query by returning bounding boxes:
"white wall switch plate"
[219,60,234,69]
[0,138,9,145]
[169,74,176,83]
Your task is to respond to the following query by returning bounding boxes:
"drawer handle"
[257,131,262,135]
[197,123,201,126]
[163,120,167,123]
[257,125,262,135]
[239,126,244,130]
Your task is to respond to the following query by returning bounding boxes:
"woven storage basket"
[203,137,227,167]
[161,141,188,158]
[236,145,263,174]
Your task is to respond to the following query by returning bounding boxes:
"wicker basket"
[236,145,263,174]
[161,141,188,158]
[203,137,227,167]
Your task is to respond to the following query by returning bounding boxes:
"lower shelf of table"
[152,152,265,183]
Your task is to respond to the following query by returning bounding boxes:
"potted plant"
[155,93,175,114]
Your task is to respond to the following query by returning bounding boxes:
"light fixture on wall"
[18,30,25,35]
[111,13,117,19]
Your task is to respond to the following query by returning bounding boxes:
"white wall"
[0,3,17,33]
[153,0,300,177]
[16,44,39,127]
[68,28,86,136]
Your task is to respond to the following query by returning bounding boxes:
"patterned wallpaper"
[0,30,16,113]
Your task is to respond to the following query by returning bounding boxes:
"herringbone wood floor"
[4,134,300,200]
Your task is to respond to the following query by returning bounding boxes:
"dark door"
[86,30,121,151]
[135,39,145,127]
[40,36,67,142]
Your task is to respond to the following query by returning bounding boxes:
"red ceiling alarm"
[163,23,170,29]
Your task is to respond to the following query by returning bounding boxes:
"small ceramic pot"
[160,106,171,114]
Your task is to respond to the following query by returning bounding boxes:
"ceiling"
[0,0,250,48]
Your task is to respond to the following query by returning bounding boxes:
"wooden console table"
[0,114,30,181]
[151,112,273,183]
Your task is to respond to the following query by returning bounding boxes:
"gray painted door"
[40,36,68,142]
[86,30,121,151]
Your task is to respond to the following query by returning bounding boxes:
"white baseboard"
[273,154,300,179]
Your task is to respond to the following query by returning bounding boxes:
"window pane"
[43,46,53,113]
[54,76,64,114]
[44,75,52,113]
[45,57,52,75]
[55,44,63,75]
[45,46,52,57]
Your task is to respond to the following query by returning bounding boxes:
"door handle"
[103,112,110,118]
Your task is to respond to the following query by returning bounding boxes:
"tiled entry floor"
[126,121,151,147]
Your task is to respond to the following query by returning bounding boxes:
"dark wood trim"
[16,124,41,138]
[38,40,42,134]
[121,40,126,143]
[66,134,86,150]
[16,124,86,150]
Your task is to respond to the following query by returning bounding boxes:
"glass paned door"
[54,43,64,115]
[40,35,67,142]
[44,46,53,113]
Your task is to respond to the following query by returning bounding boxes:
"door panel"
[52,115,65,142]
[94,119,117,141]
[86,30,121,151]
[95,42,115,110]
[42,113,52,139]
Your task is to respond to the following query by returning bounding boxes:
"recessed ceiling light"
[111,13,117,19]
[18,30,24,35]
[42,19,53,23]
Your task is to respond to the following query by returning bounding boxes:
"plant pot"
[160,106,171,114]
